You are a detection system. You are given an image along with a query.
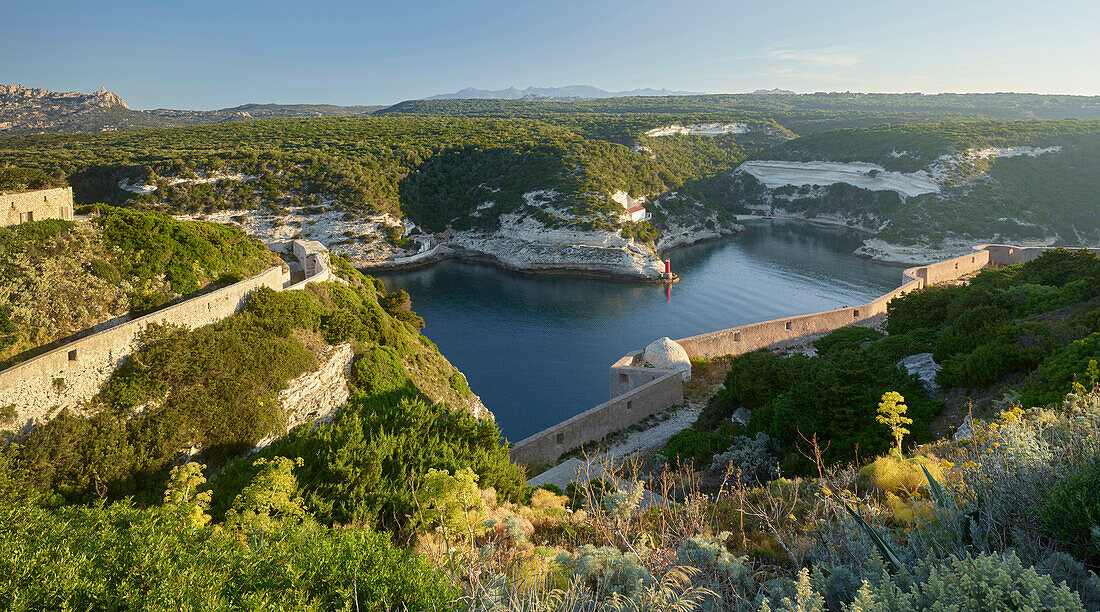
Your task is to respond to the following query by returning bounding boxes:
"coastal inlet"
[373,221,902,441]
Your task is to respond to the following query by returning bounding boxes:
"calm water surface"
[373,221,902,441]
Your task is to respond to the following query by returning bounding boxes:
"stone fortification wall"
[268,239,343,289]
[609,351,671,398]
[0,266,286,432]
[675,248,991,360]
[1,187,75,227]
[980,244,1100,266]
[510,371,683,466]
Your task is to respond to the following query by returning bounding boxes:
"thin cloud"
[768,48,859,68]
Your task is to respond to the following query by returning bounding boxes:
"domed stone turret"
[643,337,691,381]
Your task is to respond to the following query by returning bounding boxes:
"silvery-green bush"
[710,433,780,484]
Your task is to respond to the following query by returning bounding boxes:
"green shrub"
[0,405,15,426]
[939,341,1027,389]
[128,287,172,314]
[87,257,121,284]
[96,207,272,295]
[932,304,1009,362]
[867,327,936,361]
[449,372,472,397]
[1041,458,1100,565]
[0,167,56,191]
[697,351,805,432]
[663,428,733,467]
[213,391,524,540]
[886,285,961,335]
[812,325,884,356]
[354,344,411,396]
[849,552,1085,611]
[1026,333,1100,406]
[11,218,75,243]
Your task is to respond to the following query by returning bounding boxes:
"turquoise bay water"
[373,221,902,442]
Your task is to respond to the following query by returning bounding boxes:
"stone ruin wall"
[1,187,75,227]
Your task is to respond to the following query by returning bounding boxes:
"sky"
[4,0,1100,109]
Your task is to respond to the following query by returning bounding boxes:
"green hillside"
[380,91,1100,134]
[723,120,1100,246]
[0,208,278,366]
[0,114,794,241]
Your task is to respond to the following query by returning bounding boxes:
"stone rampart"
[268,239,343,289]
[1,187,75,227]
[0,266,286,432]
[675,248,990,360]
[979,244,1100,266]
[510,371,683,466]
[609,351,672,398]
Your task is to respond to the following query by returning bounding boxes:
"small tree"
[224,456,306,541]
[876,391,912,457]
[163,462,213,529]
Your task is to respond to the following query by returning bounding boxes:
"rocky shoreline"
[183,203,1033,280]
[182,206,741,283]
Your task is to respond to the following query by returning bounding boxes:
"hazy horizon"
[4,0,1099,110]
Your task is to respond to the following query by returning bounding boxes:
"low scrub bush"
[0,469,457,610]
[1041,457,1100,565]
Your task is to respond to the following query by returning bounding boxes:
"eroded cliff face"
[277,343,355,435]
[181,192,677,281]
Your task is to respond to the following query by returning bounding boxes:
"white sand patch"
[118,179,156,194]
[971,145,1062,159]
[740,160,940,198]
[119,171,257,194]
[645,122,747,137]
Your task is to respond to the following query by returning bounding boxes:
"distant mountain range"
[425,85,706,100]
[0,84,383,134]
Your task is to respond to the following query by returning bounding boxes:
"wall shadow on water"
[372,221,903,441]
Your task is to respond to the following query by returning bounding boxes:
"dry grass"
[684,357,733,405]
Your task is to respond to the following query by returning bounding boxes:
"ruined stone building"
[1,186,75,227]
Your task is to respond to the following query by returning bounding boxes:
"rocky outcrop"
[187,204,673,282]
[899,353,942,393]
[279,343,354,432]
[0,84,132,133]
[643,337,691,381]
